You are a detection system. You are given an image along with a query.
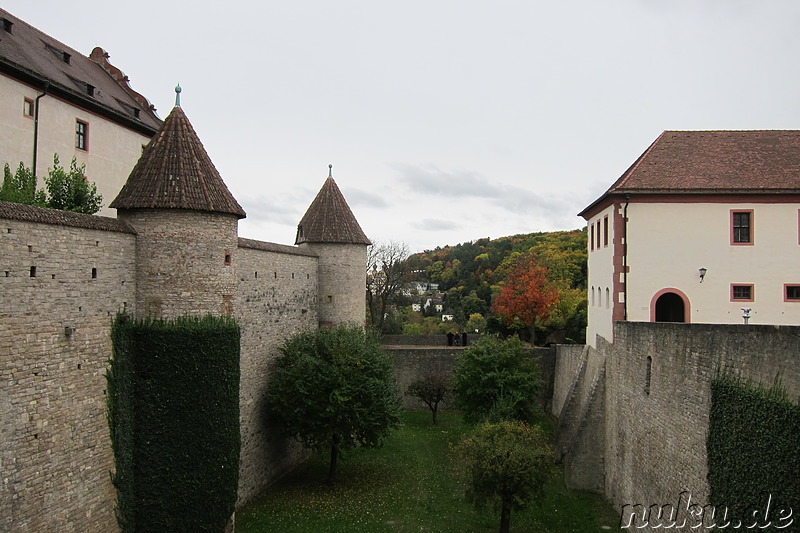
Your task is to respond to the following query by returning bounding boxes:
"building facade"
[0,8,162,216]
[580,130,800,347]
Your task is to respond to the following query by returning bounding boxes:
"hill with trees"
[368,229,587,345]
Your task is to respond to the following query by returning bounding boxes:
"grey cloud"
[340,187,391,209]
[392,163,570,216]
[410,218,462,232]
[239,194,304,225]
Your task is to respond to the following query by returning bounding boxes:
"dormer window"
[70,77,95,97]
[45,43,70,64]
[118,100,142,119]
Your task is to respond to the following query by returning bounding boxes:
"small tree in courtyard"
[406,373,449,425]
[452,336,541,424]
[266,325,401,482]
[453,420,555,533]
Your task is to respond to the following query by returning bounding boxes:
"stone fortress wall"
[5,204,798,533]
[553,322,800,532]
[1,207,136,532]
[0,203,338,531]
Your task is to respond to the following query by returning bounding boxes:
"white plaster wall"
[0,74,154,217]
[626,202,800,326]
[586,204,617,347]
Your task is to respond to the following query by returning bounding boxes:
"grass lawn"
[236,411,619,532]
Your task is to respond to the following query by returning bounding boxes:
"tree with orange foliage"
[491,253,559,343]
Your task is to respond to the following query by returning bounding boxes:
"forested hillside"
[374,229,587,345]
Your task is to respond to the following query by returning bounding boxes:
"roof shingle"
[0,200,135,233]
[0,8,162,134]
[110,105,246,218]
[295,175,370,245]
[581,130,800,217]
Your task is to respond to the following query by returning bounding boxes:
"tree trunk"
[499,501,511,533]
[327,433,340,483]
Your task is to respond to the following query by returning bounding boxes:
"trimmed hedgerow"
[707,374,799,527]
[108,313,240,532]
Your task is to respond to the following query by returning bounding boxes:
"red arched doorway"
[650,288,691,323]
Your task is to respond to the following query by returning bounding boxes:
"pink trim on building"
[730,283,755,302]
[784,284,800,302]
[649,288,691,323]
[730,209,754,246]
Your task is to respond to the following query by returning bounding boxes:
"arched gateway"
[650,289,690,323]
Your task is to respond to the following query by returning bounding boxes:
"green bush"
[108,314,240,532]
[266,324,401,482]
[452,336,541,424]
[708,375,799,527]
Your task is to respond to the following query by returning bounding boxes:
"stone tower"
[295,166,371,327]
[110,98,246,319]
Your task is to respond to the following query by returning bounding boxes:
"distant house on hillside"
[580,130,800,347]
[0,8,161,215]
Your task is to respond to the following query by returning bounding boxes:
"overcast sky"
[6,1,799,252]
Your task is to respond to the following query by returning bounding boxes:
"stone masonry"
[554,322,800,533]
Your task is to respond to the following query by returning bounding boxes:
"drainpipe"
[32,82,49,178]
[622,193,630,320]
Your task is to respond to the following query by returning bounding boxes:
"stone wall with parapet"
[0,204,136,533]
[606,322,799,532]
[234,238,319,504]
[553,321,800,533]
[388,344,555,411]
[381,334,481,346]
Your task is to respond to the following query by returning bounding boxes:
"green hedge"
[108,314,241,532]
[708,375,799,526]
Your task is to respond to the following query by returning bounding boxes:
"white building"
[0,8,161,215]
[580,130,800,347]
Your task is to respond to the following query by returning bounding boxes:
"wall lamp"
[699,267,707,283]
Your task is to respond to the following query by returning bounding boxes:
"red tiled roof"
[110,106,246,218]
[0,8,162,134]
[295,176,370,245]
[580,130,800,218]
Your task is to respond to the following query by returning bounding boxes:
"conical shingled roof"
[110,106,246,218]
[295,174,371,245]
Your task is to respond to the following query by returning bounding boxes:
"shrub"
[452,336,541,424]
[266,324,401,482]
[108,314,240,532]
[708,375,799,528]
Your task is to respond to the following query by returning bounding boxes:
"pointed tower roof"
[110,95,246,218]
[295,166,370,245]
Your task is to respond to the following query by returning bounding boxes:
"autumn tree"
[366,241,412,333]
[406,373,449,424]
[265,325,401,482]
[491,252,559,343]
[453,420,555,533]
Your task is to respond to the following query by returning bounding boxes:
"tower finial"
[175,83,182,107]
[328,164,333,178]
